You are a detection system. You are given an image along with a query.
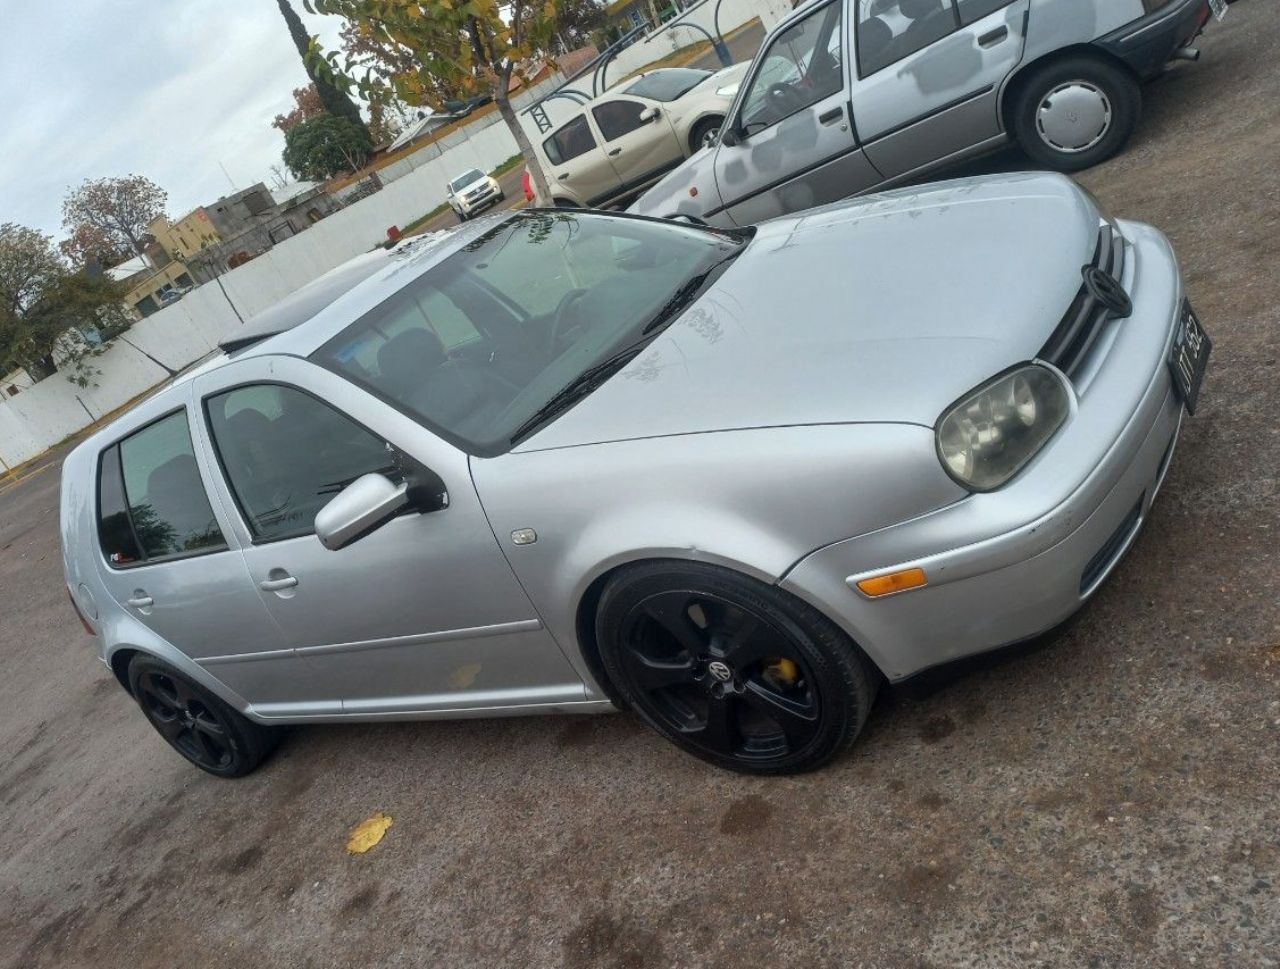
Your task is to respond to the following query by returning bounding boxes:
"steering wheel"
[547,288,589,356]
[766,83,803,116]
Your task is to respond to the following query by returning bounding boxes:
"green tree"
[276,0,369,134]
[306,0,556,201]
[0,224,130,386]
[282,115,374,180]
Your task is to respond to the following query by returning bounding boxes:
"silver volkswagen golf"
[61,173,1210,777]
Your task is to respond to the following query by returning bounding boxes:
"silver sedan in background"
[61,173,1209,777]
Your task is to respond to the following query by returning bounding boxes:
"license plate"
[1207,0,1228,21]
[1169,300,1211,414]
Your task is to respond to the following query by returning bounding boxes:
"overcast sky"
[0,0,350,241]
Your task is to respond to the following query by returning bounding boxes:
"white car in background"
[445,169,504,221]
[536,63,749,209]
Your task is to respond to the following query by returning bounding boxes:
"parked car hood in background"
[521,173,1099,451]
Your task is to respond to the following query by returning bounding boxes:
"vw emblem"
[707,661,733,682]
[1082,265,1133,319]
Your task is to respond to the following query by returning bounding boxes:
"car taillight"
[67,587,96,635]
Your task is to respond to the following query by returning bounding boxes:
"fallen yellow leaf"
[347,812,393,854]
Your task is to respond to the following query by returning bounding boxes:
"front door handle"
[817,107,843,125]
[126,594,154,608]
[558,172,571,181]
[607,147,622,156]
[977,26,1009,47]
[259,575,299,593]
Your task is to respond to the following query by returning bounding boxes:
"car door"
[191,355,586,717]
[849,0,1030,180]
[542,113,624,206]
[712,0,881,226]
[94,404,305,708]
[591,97,684,197]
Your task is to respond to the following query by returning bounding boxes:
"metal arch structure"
[648,20,732,68]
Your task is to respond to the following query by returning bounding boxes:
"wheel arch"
[686,112,726,153]
[999,44,1140,134]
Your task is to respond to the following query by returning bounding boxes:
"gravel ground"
[2,6,1277,967]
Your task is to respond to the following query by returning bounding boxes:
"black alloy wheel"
[128,655,277,778]
[597,562,877,774]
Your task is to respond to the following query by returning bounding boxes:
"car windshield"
[624,68,712,102]
[314,211,744,453]
[450,170,485,191]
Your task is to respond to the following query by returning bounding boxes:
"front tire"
[690,116,723,153]
[128,655,278,778]
[596,562,878,775]
[1011,55,1141,172]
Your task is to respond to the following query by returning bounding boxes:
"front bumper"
[458,184,502,214]
[1099,0,1213,80]
[781,220,1190,681]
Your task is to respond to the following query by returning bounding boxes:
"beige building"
[107,255,196,320]
[147,209,222,262]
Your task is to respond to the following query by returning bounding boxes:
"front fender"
[472,424,965,694]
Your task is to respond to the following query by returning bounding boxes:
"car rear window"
[623,68,711,102]
[97,410,227,567]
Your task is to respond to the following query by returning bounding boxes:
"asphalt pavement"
[1,6,1277,967]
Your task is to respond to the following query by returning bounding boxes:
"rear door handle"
[977,26,1009,47]
[607,148,622,156]
[259,576,298,593]
[817,107,843,125]
[126,594,154,608]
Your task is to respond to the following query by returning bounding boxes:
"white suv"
[446,169,504,221]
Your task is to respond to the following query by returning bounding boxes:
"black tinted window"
[112,411,226,563]
[592,101,649,141]
[543,115,596,165]
[97,445,143,567]
[623,68,710,102]
[207,384,397,542]
[857,0,958,76]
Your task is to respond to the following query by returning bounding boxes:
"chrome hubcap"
[1036,81,1112,153]
[701,127,719,149]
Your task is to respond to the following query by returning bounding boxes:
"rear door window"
[543,115,597,165]
[205,384,398,542]
[99,410,227,566]
[856,0,959,77]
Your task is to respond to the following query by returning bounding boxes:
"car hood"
[522,173,1099,451]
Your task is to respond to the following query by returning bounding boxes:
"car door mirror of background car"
[314,473,412,551]
[639,106,660,123]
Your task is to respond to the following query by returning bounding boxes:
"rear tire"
[128,655,278,778]
[1011,54,1141,172]
[595,561,878,775]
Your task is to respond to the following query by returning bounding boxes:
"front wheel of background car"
[127,655,278,778]
[1011,55,1141,172]
[595,561,879,775]
[690,117,723,153]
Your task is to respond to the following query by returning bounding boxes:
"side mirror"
[315,473,410,551]
[720,127,742,147]
[639,106,660,123]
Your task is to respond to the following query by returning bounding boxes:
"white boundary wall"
[0,0,784,469]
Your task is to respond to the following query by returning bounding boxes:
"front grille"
[1080,496,1143,595]
[1039,223,1128,381]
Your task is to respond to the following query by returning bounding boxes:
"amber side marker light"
[856,568,928,598]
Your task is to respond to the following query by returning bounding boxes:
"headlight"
[935,365,1071,492]
[715,82,740,98]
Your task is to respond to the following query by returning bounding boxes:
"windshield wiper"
[509,341,652,445]
[509,248,745,445]
[640,247,742,335]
